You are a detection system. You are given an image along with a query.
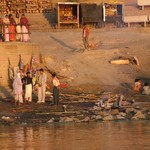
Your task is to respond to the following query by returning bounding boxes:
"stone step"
[0,13,53,31]
[25,13,53,31]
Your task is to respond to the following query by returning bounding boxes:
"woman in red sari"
[9,14,16,42]
[20,14,30,42]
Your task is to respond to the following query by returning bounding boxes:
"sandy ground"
[1,26,150,125]
[30,27,150,94]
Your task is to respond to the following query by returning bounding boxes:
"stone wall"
[0,43,40,87]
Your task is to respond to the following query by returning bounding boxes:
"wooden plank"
[123,15,148,27]
[123,15,148,23]
[110,59,130,65]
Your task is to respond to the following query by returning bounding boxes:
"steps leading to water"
[26,13,54,32]
[0,12,56,32]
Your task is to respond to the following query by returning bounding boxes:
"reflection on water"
[0,121,150,150]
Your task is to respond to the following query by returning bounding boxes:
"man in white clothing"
[37,68,47,104]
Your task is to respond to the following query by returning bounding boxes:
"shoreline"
[0,91,150,126]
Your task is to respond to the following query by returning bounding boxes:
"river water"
[0,121,150,150]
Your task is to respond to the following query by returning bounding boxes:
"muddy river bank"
[0,91,150,126]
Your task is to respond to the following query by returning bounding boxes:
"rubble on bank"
[0,92,150,126]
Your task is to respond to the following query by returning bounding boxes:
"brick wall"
[0,43,40,86]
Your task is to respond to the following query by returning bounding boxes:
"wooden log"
[110,59,130,65]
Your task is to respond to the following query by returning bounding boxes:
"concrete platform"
[123,15,148,27]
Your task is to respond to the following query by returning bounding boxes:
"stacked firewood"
[38,0,52,13]
[0,0,53,14]
[0,0,7,14]
[10,0,26,13]
[26,0,39,13]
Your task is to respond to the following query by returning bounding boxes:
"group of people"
[12,68,60,106]
[1,13,30,42]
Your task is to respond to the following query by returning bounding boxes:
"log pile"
[26,0,38,13]
[0,0,7,14]
[38,0,52,13]
[10,0,26,13]
[0,0,53,14]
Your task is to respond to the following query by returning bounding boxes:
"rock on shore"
[0,99,150,126]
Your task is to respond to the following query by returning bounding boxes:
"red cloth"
[20,16,29,30]
[60,83,68,88]
[9,17,16,25]
[0,18,3,24]
[46,84,51,89]
[83,26,90,37]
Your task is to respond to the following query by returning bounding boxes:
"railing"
[0,24,31,42]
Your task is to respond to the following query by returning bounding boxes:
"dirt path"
[30,28,150,94]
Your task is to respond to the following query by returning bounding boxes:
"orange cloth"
[83,26,90,37]
[9,25,16,41]
[24,64,29,74]
[134,81,141,92]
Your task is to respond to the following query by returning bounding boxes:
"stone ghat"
[0,42,40,87]
[0,94,150,126]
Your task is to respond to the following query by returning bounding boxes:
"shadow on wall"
[42,8,57,29]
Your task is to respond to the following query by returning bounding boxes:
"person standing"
[22,72,33,103]
[37,68,47,104]
[3,14,10,42]
[142,82,150,95]
[52,73,60,106]
[14,13,21,41]
[13,73,23,105]
[20,14,30,42]
[82,24,90,51]
[9,14,16,42]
